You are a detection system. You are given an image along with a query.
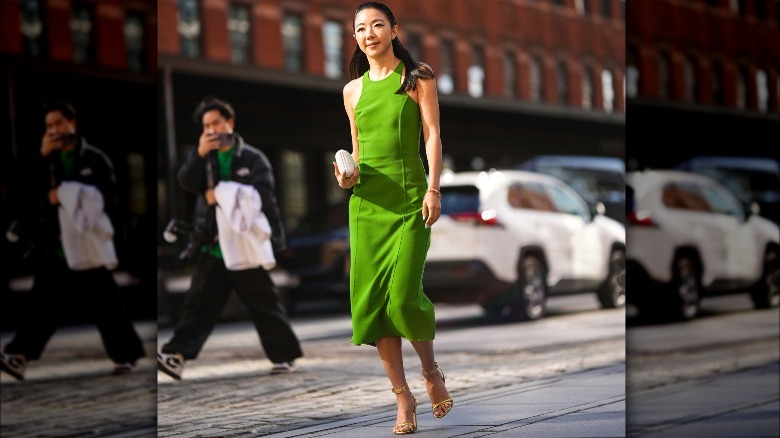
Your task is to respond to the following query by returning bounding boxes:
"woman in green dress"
[333,2,453,435]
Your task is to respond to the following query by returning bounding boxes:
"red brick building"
[626,0,779,169]
[0,0,159,321]
[157,0,626,230]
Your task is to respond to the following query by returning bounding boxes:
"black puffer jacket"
[19,136,118,253]
[177,133,287,254]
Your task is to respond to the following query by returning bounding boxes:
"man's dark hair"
[43,100,77,120]
[192,96,235,123]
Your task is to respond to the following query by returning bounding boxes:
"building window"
[228,3,251,65]
[282,14,303,73]
[756,69,769,112]
[124,13,145,73]
[575,0,587,15]
[711,60,724,105]
[503,51,516,98]
[736,65,748,109]
[405,33,422,61]
[556,60,569,104]
[323,20,343,79]
[626,45,639,98]
[20,0,44,58]
[582,65,594,108]
[467,45,485,98]
[530,55,543,102]
[178,0,201,58]
[71,2,95,64]
[658,51,671,99]
[684,56,697,102]
[552,0,564,6]
[601,69,614,112]
[601,0,612,19]
[705,0,720,7]
[754,0,767,18]
[620,0,626,20]
[438,40,455,95]
[736,0,747,16]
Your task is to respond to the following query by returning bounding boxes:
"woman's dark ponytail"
[348,2,435,94]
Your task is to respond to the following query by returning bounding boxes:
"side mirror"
[592,201,606,216]
[749,201,761,217]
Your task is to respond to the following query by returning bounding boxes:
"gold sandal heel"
[391,385,418,435]
[422,362,453,419]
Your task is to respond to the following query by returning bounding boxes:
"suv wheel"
[669,255,701,320]
[503,255,548,321]
[597,248,626,309]
[750,247,779,309]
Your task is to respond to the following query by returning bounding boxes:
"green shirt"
[60,146,76,177]
[203,145,234,258]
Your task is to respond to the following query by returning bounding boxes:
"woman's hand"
[422,190,441,228]
[333,161,360,189]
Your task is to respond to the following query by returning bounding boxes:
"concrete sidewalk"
[258,363,626,438]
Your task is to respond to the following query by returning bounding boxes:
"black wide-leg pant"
[161,253,303,363]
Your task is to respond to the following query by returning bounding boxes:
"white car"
[423,170,626,321]
[626,169,779,320]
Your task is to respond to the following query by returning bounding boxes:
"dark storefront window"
[282,14,303,73]
[178,0,201,58]
[20,0,45,58]
[601,0,612,19]
[658,51,671,99]
[711,59,724,105]
[228,3,251,65]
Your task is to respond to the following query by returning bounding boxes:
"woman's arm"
[417,75,443,227]
[335,79,362,188]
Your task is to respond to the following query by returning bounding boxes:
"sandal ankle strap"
[421,362,440,377]
[391,385,408,394]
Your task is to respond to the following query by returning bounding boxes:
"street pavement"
[3,300,628,437]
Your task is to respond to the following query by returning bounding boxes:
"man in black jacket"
[157,97,302,380]
[0,101,146,381]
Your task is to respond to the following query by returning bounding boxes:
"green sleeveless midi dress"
[349,61,435,346]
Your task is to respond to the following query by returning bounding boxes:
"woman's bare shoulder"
[343,77,362,96]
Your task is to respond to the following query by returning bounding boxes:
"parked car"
[626,169,779,321]
[515,155,626,224]
[422,169,626,321]
[275,201,350,315]
[673,156,780,225]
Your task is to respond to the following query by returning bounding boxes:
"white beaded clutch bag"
[335,149,356,178]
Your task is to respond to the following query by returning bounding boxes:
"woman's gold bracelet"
[427,188,442,198]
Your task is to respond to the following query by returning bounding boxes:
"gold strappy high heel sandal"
[422,362,453,418]
[391,385,418,435]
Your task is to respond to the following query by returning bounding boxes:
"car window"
[701,184,745,220]
[661,182,711,212]
[441,185,480,215]
[546,183,590,219]
[507,183,555,212]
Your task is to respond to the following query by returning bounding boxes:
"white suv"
[423,170,626,321]
[626,169,779,320]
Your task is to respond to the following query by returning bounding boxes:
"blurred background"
[0,0,158,328]
[624,1,779,436]
[155,0,627,325]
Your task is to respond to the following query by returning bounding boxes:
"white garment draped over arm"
[56,181,118,270]
[213,181,276,271]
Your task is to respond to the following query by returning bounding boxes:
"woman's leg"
[411,340,453,418]
[376,337,417,432]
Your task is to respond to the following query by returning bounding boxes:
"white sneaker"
[0,352,26,381]
[157,352,185,380]
[270,361,295,374]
